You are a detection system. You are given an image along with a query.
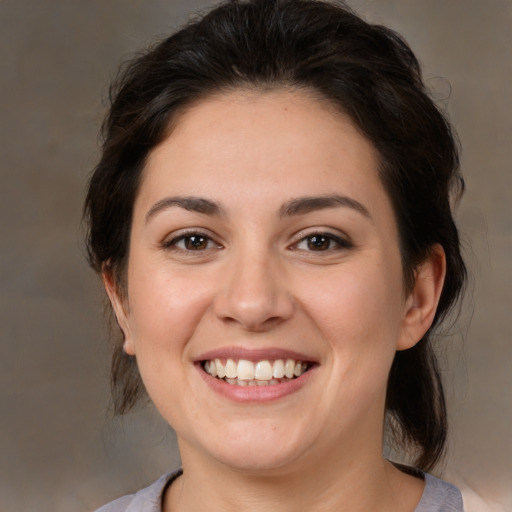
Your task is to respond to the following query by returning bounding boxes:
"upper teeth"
[204,358,309,381]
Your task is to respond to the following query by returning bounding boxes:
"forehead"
[139,89,383,201]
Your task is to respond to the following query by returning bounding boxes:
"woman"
[85,0,466,510]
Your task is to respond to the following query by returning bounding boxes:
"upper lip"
[194,346,319,363]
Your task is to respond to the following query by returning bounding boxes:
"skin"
[105,89,446,512]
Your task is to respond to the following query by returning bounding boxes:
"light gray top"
[95,469,464,512]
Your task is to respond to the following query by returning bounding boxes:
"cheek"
[126,263,215,357]
[302,262,404,343]
[301,259,405,390]
[124,269,216,419]
[291,263,404,435]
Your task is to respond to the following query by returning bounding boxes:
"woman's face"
[108,90,425,473]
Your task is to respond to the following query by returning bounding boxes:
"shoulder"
[94,471,182,512]
[415,473,464,512]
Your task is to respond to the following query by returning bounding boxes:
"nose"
[213,248,294,332]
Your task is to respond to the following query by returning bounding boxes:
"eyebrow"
[279,194,371,219]
[145,193,370,223]
[145,196,224,223]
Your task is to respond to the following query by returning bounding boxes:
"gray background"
[0,1,510,511]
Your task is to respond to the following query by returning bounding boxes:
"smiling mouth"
[202,358,312,386]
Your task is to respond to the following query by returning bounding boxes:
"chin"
[184,419,313,474]
[213,444,304,473]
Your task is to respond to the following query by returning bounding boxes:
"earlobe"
[397,244,447,351]
[102,266,136,356]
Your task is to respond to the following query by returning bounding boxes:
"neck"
[164,437,424,512]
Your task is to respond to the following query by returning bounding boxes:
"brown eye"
[183,235,209,250]
[163,232,219,252]
[306,235,333,251]
[293,232,352,253]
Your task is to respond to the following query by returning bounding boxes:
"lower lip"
[195,363,316,403]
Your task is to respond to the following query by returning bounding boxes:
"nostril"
[211,260,295,330]
[214,292,295,331]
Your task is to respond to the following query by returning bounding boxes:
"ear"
[397,244,447,351]
[102,265,136,356]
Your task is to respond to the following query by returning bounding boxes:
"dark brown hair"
[84,0,466,471]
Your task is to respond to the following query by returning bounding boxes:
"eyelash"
[162,231,222,252]
[162,230,352,254]
[292,232,353,252]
